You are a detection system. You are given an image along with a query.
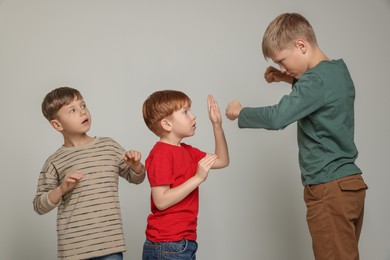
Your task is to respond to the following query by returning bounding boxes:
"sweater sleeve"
[111,138,146,184]
[33,191,61,215]
[120,163,146,184]
[238,72,325,130]
[33,162,61,215]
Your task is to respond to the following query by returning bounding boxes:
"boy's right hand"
[59,171,84,194]
[195,154,217,182]
[48,171,84,205]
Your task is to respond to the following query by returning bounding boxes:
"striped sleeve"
[33,156,61,214]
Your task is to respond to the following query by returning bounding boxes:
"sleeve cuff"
[44,191,61,208]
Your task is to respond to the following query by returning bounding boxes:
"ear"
[295,39,307,54]
[50,119,63,132]
[160,118,172,132]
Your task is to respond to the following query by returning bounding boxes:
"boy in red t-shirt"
[142,90,229,259]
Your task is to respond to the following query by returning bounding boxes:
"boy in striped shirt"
[33,86,146,259]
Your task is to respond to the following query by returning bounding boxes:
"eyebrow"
[275,56,284,64]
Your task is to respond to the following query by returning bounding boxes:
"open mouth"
[82,118,89,124]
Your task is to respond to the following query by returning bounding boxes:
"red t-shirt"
[145,142,206,242]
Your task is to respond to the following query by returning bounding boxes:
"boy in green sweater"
[226,13,367,260]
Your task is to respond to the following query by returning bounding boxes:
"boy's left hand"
[225,100,243,121]
[124,150,142,173]
[208,95,222,125]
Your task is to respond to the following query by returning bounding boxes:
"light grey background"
[1,0,389,259]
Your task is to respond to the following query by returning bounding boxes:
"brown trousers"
[304,174,368,260]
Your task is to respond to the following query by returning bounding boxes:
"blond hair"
[262,13,317,59]
[142,90,191,137]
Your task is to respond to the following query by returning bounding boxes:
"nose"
[190,111,196,120]
[80,108,87,116]
[280,65,287,74]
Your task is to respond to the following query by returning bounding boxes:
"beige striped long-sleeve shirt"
[33,137,145,259]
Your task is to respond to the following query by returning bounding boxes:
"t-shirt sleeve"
[182,143,206,163]
[147,151,174,187]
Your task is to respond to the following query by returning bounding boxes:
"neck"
[159,136,182,146]
[309,47,330,69]
[63,134,94,147]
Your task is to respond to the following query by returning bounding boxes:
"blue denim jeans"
[89,252,123,260]
[142,239,198,260]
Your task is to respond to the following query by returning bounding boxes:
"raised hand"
[208,95,222,125]
[124,150,143,173]
[59,171,84,194]
[264,66,294,84]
